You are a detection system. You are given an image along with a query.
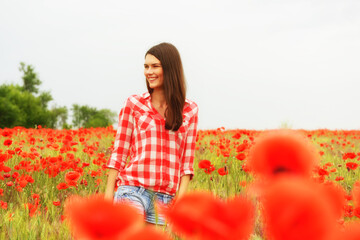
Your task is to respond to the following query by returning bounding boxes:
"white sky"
[1,0,359,130]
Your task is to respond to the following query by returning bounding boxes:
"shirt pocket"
[134,112,156,132]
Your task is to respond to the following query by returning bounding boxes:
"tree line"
[0,63,116,129]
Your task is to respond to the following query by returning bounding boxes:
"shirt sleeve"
[180,105,199,179]
[107,98,134,171]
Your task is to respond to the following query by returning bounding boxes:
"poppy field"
[1,126,360,239]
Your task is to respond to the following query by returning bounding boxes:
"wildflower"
[343,152,356,160]
[32,194,40,200]
[235,153,246,161]
[346,162,358,171]
[1,200,7,210]
[318,168,329,176]
[26,203,40,217]
[337,222,360,240]
[64,194,142,240]
[261,177,338,240]
[3,139,12,147]
[1,165,11,172]
[164,191,254,240]
[53,201,61,206]
[6,181,13,187]
[335,176,344,181]
[57,182,68,190]
[198,160,212,169]
[236,143,247,153]
[247,130,319,179]
[218,167,228,176]
[198,160,215,174]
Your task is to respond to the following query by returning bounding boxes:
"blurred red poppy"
[352,182,360,208]
[218,167,228,176]
[261,177,338,240]
[247,130,319,179]
[163,191,254,240]
[198,160,212,169]
[235,153,246,161]
[64,194,143,240]
[56,182,68,190]
[3,139,12,147]
[346,162,358,171]
[336,222,360,240]
[65,171,81,183]
[1,200,7,210]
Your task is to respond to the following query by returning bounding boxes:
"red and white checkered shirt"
[107,92,198,196]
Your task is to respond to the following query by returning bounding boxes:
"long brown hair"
[145,42,186,131]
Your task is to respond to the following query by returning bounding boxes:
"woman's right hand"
[104,168,119,201]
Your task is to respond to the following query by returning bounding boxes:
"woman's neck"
[151,89,167,108]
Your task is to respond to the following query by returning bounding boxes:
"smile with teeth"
[148,77,158,81]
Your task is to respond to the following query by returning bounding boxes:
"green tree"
[0,84,51,128]
[19,62,42,94]
[72,104,116,128]
[48,106,69,129]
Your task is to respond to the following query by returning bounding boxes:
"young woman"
[104,42,199,225]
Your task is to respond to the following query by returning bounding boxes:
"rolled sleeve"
[180,106,199,179]
[107,98,134,171]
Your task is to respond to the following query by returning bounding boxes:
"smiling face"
[144,54,164,90]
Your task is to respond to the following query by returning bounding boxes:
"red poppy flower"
[204,165,215,174]
[235,153,246,161]
[320,182,346,218]
[261,177,338,240]
[236,143,247,153]
[1,165,11,173]
[343,152,356,160]
[53,201,61,206]
[56,182,68,190]
[346,162,358,171]
[218,167,228,176]
[247,130,319,179]
[32,194,40,200]
[163,191,254,240]
[318,168,329,176]
[6,181,13,187]
[335,176,344,181]
[1,200,7,210]
[336,222,360,240]
[64,194,142,240]
[1,130,11,137]
[65,171,80,182]
[198,160,212,169]
[3,139,12,147]
[232,133,241,139]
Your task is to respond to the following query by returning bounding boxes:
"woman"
[105,42,199,225]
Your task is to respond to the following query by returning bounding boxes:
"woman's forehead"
[144,54,161,64]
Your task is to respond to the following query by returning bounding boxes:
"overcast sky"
[1,0,359,130]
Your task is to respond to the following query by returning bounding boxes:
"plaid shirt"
[107,92,198,196]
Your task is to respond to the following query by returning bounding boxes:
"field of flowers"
[1,126,360,239]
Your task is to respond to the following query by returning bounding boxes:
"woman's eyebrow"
[144,63,161,66]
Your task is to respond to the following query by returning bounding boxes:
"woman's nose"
[146,67,153,74]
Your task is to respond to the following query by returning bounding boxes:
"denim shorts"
[114,185,174,225]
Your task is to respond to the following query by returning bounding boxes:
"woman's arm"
[104,168,119,201]
[105,97,134,200]
[176,174,191,199]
